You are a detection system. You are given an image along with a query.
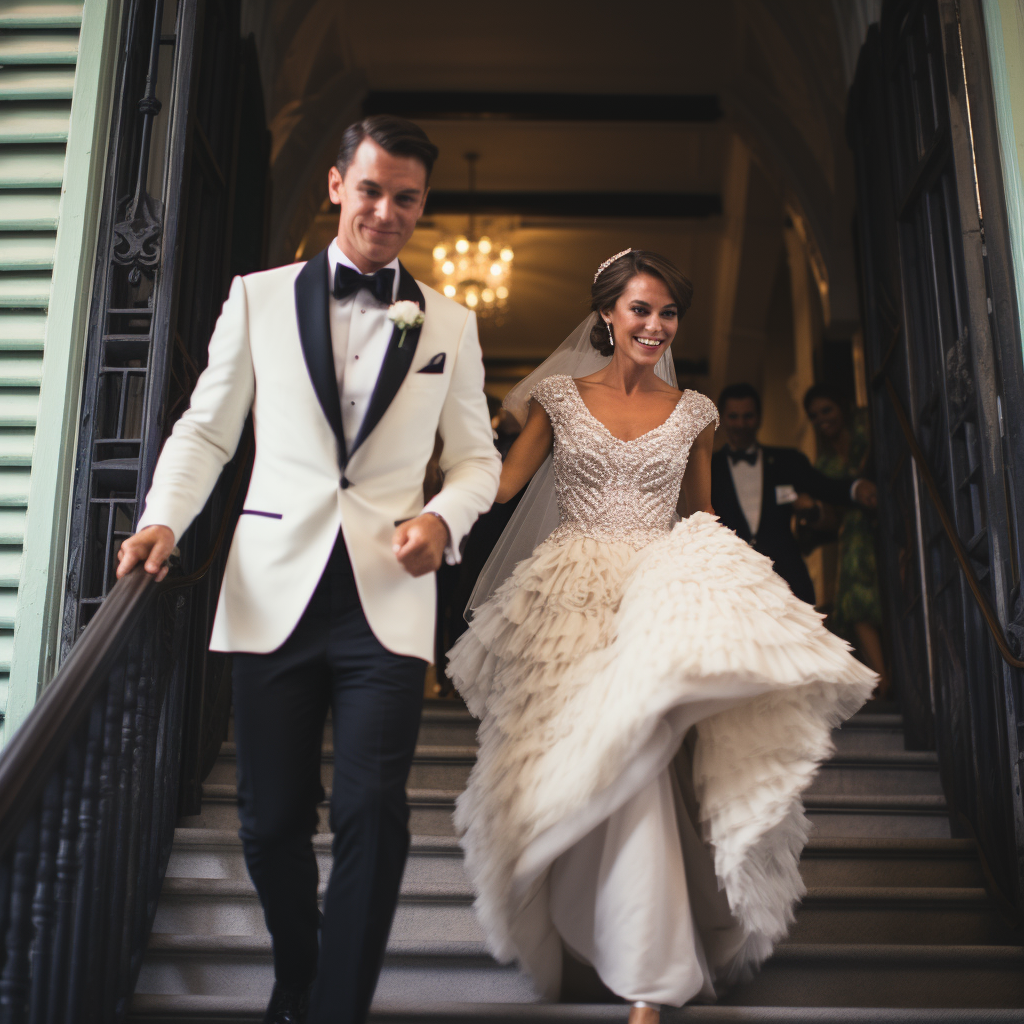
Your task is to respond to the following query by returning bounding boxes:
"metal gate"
[848,0,1024,913]
[60,0,268,815]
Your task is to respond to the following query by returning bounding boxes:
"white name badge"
[775,484,798,505]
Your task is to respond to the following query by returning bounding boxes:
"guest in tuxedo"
[117,116,501,1024]
[711,383,876,605]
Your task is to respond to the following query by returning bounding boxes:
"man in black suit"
[711,383,876,605]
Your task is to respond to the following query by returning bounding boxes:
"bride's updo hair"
[590,250,694,356]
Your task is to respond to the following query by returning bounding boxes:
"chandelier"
[432,153,514,319]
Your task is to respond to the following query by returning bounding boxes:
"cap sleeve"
[529,374,572,426]
[688,390,719,433]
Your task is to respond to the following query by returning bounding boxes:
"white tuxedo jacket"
[138,251,501,661]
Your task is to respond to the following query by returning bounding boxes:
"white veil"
[466,312,678,619]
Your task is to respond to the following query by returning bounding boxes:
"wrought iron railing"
[849,0,1024,915]
[62,0,266,825]
[0,0,269,1019]
[0,566,184,1022]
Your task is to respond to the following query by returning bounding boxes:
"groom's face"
[328,139,429,273]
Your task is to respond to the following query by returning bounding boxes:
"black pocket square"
[417,353,446,374]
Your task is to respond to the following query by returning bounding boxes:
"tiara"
[593,248,633,282]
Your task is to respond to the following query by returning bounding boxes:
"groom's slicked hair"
[336,115,439,181]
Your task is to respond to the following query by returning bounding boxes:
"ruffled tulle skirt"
[446,512,876,1005]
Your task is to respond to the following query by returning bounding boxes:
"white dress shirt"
[727,443,864,540]
[728,446,763,536]
[327,240,400,448]
[327,240,457,562]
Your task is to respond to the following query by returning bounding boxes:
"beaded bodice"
[531,375,719,547]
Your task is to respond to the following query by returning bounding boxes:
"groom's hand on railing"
[116,525,176,582]
[392,514,449,577]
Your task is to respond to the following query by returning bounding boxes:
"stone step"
[127,995,1024,1022]
[225,708,907,757]
[788,887,1018,945]
[207,746,940,798]
[723,944,1024,1008]
[134,935,537,1005]
[809,754,942,797]
[417,705,480,747]
[150,873,1013,946]
[375,1009,1024,1024]
[830,713,907,755]
[802,795,951,840]
[166,831,986,895]
[226,702,479,748]
[165,830,983,890]
[166,830,463,883]
[186,786,952,840]
[797,838,983,888]
[207,744,479,791]
[133,937,1024,1008]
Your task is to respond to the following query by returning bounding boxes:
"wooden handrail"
[0,566,159,856]
[882,376,1024,669]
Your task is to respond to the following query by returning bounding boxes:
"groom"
[117,116,501,1023]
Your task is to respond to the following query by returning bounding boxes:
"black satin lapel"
[295,250,347,466]
[351,263,425,454]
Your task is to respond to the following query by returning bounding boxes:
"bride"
[445,249,878,1021]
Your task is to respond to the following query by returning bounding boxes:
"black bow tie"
[727,447,758,466]
[332,263,395,305]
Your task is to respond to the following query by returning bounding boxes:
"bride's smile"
[602,273,679,366]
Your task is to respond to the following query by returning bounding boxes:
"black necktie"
[728,447,758,466]
[332,263,395,305]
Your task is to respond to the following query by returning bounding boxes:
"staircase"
[128,703,1024,1022]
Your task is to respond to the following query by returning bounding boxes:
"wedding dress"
[446,373,877,1005]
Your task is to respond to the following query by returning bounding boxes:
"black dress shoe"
[263,982,311,1024]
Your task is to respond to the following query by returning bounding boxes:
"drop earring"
[605,320,615,348]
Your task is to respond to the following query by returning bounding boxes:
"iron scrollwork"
[111,191,163,286]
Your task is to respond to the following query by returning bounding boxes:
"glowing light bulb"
[478,237,492,254]
[482,288,495,303]
[432,245,447,260]
[466,291,479,308]
[500,247,514,262]
[496,286,509,300]
[443,284,456,298]
[490,263,502,277]
[455,238,470,254]
[442,260,455,275]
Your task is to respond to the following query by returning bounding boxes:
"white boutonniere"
[388,300,425,348]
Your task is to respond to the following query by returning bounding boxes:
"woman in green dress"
[803,384,889,698]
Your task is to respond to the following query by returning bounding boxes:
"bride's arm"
[678,421,716,517]
[495,399,554,503]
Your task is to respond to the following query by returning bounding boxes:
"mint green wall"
[983,0,1024,356]
[0,0,120,744]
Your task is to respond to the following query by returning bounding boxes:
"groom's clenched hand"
[117,524,176,582]
[392,514,449,577]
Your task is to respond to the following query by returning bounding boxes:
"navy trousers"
[232,533,426,1024]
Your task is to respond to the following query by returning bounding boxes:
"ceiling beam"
[423,191,722,218]
[364,91,723,122]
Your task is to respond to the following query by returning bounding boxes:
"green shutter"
[0,0,77,738]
